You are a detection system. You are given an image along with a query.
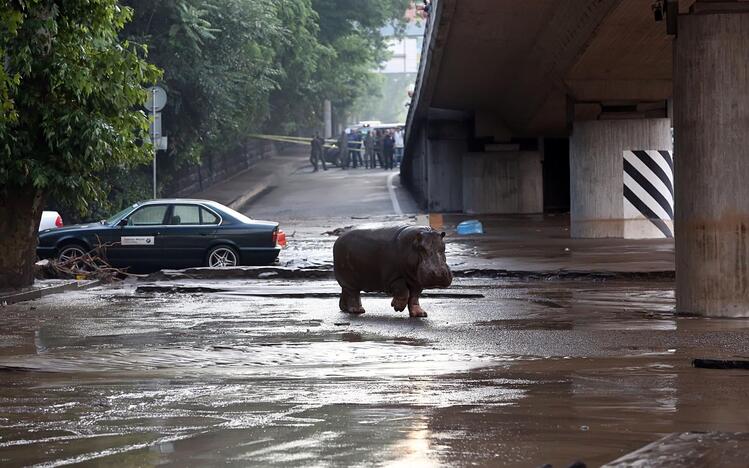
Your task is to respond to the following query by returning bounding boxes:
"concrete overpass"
[402,0,749,317]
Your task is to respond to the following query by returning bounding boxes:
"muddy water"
[1,279,748,466]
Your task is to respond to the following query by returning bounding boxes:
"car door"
[159,203,221,268]
[105,204,169,268]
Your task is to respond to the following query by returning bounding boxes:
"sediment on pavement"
[142,266,675,282]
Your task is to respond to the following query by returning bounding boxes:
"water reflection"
[388,415,433,468]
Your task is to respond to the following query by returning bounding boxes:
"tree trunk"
[0,186,44,289]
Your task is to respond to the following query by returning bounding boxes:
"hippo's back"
[334,225,411,291]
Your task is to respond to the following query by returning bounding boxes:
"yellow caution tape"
[248,134,368,152]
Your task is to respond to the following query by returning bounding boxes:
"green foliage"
[1,0,411,220]
[123,0,287,169]
[116,0,410,190]
[0,1,161,212]
[310,0,411,123]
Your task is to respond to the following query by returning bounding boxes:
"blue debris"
[456,220,484,235]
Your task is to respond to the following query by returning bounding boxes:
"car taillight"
[277,230,287,248]
[55,215,63,228]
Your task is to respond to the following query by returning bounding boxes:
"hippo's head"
[412,229,453,288]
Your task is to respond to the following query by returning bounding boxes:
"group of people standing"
[309,127,404,172]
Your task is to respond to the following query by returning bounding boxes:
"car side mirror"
[117,218,128,227]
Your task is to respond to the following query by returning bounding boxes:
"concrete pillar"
[425,120,469,213]
[570,119,672,238]
[426,139,464,212]
[674,10,749,317]
[402,124,429,209]
[324,100,332,139]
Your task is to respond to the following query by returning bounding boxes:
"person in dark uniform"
[374,130,384,169]
[310,132,324,172]
[349,130,363,168]
[383,130,395,170]
[338,130,350,169]
[364,130,375,169]
[316,133,327,171]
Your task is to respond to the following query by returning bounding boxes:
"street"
[246,163,418,220]
[1,156,749,467]
[4,1,749,466]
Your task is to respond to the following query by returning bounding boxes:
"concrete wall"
[570,119,672,238]
[402,125,429,209]
[462,151,543,214]
[426,139,465,212]
[167,140,278,198]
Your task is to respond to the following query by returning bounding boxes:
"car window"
[170,205,201,225]
[201,208,220,225]
[128,205,168,226]
[208,203,254,224]
[106,205,138,225]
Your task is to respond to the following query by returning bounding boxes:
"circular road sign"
[145,86,167,112]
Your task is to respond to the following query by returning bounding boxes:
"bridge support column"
[570,119,672,238]
[424,121,468,213]
[426,139,465,212]
[674,10,749,317]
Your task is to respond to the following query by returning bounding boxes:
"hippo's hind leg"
[340,288,365,314]
[408,288,427,318]
[390,279,409,313]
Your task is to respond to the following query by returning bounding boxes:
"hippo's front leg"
[390,279,409,313]
[340,288,365,314]
[408,288,427,318]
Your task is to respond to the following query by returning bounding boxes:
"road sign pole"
[145,85,166,199]
[152,87,157,199]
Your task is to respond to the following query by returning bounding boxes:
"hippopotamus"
[333,225,452,318]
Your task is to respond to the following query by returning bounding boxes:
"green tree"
[310,0,410,126]
[123,0,285,165]
[44,0,413,225]
[0,1,160,288]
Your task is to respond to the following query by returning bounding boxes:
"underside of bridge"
[402,0,749,317]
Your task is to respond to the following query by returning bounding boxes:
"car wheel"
[206,245,239,268]
[57,244,88,270]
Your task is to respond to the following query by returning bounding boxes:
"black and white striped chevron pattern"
[622,150,674,238]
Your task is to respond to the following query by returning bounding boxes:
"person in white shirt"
[394,128,404,166]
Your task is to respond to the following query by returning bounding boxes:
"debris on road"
[324,225,354,236]
[457,219,484,235]
[258,271,279,279]
[35,247,138,283]
[692,358,749,370]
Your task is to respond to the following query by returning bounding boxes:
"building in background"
[351,8,425,126]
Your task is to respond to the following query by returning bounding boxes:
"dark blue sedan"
[37,199,281,269]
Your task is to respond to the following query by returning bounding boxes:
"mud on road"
[1,278,749,466]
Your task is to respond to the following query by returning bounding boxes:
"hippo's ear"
[440,232,446,238]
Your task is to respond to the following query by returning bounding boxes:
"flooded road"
[2,279,749,466]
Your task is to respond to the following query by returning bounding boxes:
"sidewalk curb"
[0,279,102,306]
[228,160,308,211]
[227,180,273,211]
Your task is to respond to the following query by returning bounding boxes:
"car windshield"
[211,203,253,224]
[105,205,138,225]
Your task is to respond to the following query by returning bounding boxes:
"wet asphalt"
[2,279,749,466]
[1,164,748,467]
